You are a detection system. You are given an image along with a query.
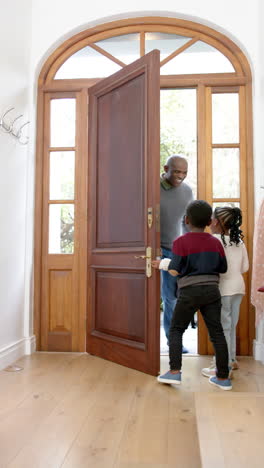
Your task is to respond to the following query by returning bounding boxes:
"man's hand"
[168,269,178,276]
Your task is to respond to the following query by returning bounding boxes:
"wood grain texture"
[195,391,264,468]
[1,354,264,468]
[87,51,160,375]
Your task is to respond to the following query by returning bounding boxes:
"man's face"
[164,159,188,187]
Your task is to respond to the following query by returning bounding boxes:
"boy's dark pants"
[169,284,229,379]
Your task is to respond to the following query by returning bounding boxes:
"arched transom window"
[54,32,235,79]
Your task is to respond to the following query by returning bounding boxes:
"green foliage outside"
[160,89,197,197]
[160,90,186,172]
[160,128,186,172]
[60,205,74,254]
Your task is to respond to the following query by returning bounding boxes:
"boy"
[152,200,232,390]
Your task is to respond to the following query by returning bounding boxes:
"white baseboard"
[253,339,264,364]
[0,335,36,371]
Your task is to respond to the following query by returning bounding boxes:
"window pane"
[145,32,191,61]
[161,41,234,75]
[49,204,74,254]
[212,93,239,144]
[95,33,140,64]
[213,201,240,210]
[213,148,240,198]
[160,89,197,197]
[55,46,122,79]
[50,151,75,200]
[50,99,76,147]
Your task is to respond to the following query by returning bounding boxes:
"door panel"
[87,50,160,375]
[94,270,146,343]
[96,74,144,247]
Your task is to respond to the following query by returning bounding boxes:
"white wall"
[1,0,263,366]
[0,0,35,369]
[31,0,258,74]
[253,0,264,207]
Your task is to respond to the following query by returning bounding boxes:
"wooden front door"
[86,51,161,375]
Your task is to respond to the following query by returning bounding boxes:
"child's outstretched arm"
[151,258,179,276]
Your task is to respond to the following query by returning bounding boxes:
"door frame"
[34,16,254,355]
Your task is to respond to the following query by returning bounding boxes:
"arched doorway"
[34,17,254,374]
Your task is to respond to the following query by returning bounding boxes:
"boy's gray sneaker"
[157,371,181,385]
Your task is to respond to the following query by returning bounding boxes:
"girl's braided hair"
[214,206,244,247]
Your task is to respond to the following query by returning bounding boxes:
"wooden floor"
[196,392,264,468]
[0,353,264,468]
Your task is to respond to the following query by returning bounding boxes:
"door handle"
[134,247,152,277]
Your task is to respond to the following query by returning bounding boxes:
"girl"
[202,206,249,377]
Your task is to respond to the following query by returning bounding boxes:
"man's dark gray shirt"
[160,176,194,250]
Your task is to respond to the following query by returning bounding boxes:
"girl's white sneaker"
[202,364,233,379]
[201,364,216,378]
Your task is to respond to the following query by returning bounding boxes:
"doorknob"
[134,247,152,277]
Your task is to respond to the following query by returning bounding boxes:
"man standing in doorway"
[160,155,194,352]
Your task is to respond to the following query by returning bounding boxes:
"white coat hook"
[0,107,30,144]
[0,107,15,133]
[11,114,24,133]
[18,121,30,145]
